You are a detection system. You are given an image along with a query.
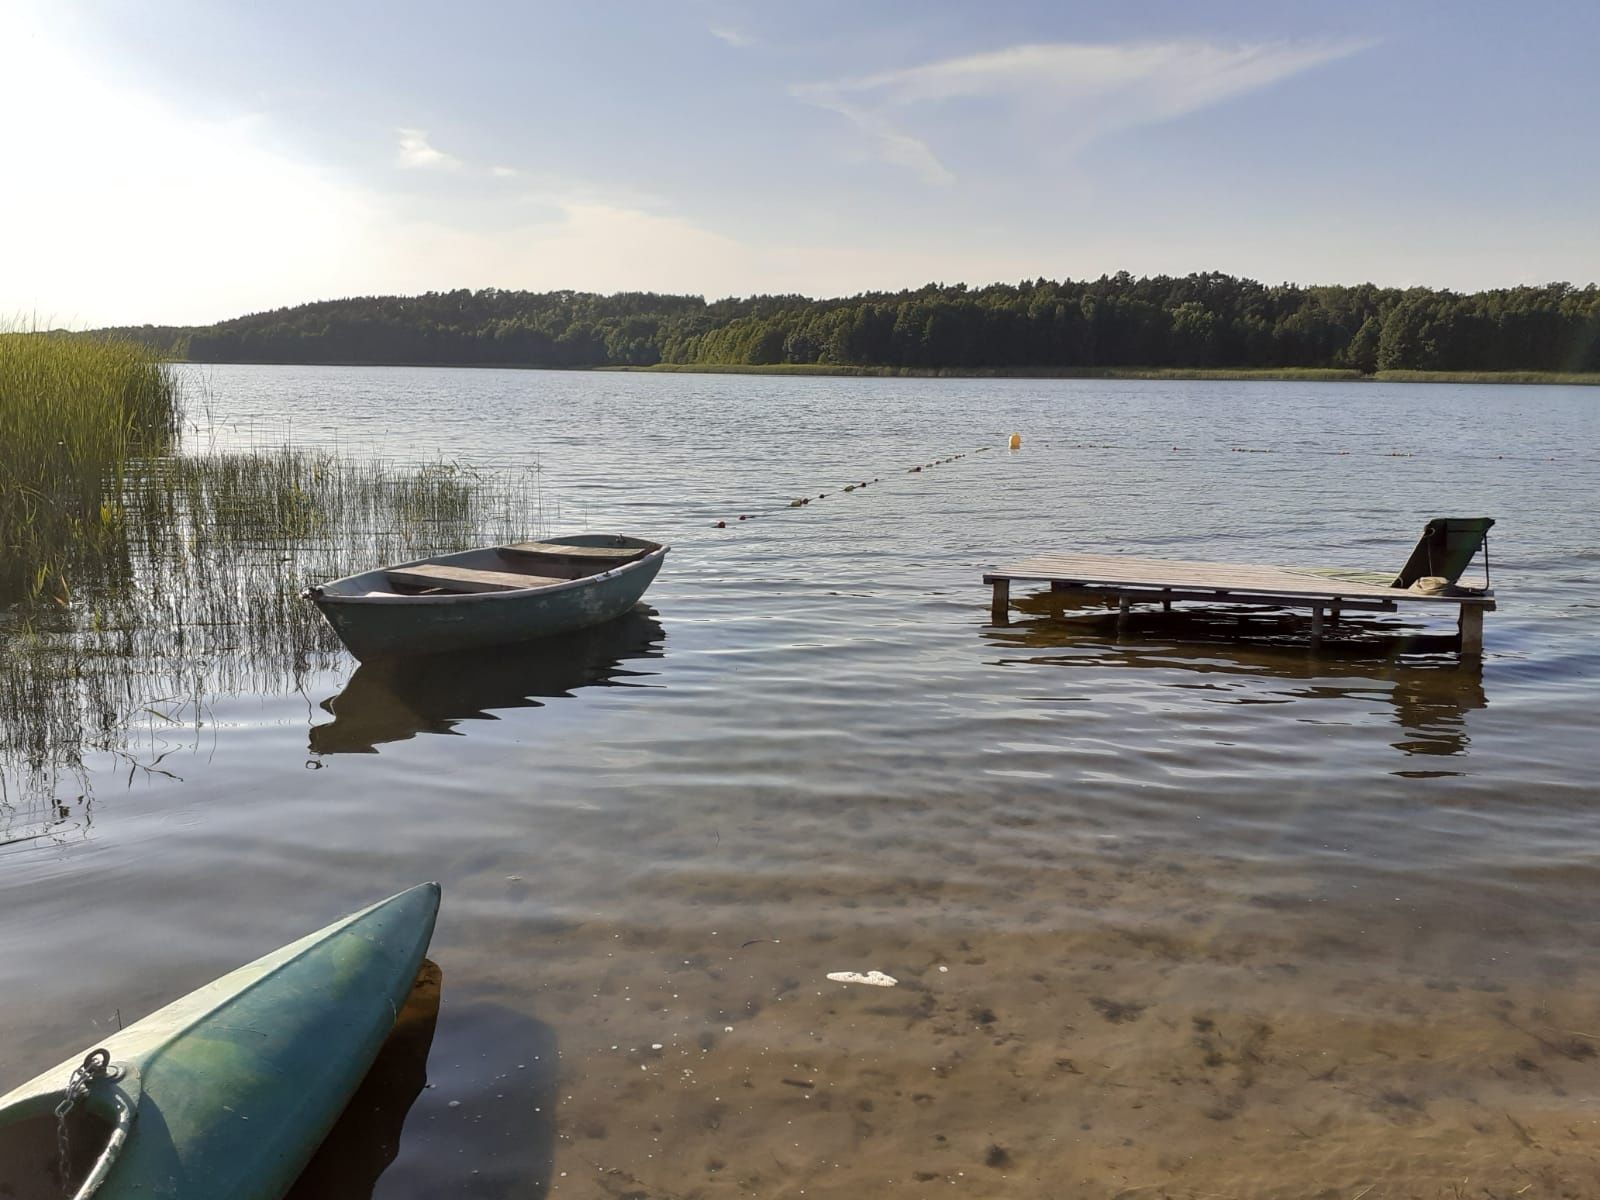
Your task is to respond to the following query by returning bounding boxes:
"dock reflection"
[990,594,1486,764]
[310,608,665,754]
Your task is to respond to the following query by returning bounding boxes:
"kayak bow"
[0,882,441,1200]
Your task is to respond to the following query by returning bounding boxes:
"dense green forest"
[100,274,1600,374]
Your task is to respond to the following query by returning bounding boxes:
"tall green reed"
[2,439,549,837]
[0,330,179,602]
[1,329,552,832]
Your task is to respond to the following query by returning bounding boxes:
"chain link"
[54,1048,110,1194]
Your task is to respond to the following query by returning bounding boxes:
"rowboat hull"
[308,533,667,660]
[0,883,440,1200]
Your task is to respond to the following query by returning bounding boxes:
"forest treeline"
[101,273,1600,374]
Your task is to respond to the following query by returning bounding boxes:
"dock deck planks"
[983,551,1494,655]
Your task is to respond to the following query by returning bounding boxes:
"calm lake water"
[4,366,1599,1197]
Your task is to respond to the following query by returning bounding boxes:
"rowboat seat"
[386,564,565,594]
[503,541,644,561]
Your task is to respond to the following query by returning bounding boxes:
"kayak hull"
[0,883,440,1200]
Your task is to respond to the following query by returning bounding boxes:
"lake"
[4,366,1598,1197]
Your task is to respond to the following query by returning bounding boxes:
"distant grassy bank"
[168,356,1600,384]
[609,362,1600,385]
[1370,368,1600,385]
[608,363,1362,381]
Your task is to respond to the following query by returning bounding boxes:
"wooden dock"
[983,551,1495,654]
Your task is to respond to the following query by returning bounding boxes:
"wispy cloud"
[708,23,753,48]
[395,128,461,170]
[795,38,1370,185]
[797,92,954,186]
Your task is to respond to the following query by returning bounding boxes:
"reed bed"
[1,438,550,837]
[0,331,180,602]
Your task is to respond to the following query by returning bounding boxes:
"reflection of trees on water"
[310,609,665,755]
[991,594,1487,764]
[0,450,547,839]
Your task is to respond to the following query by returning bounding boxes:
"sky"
[3,0,1598,327]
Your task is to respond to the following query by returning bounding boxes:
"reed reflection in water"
[0,445,549,838]
[309,609,666,755]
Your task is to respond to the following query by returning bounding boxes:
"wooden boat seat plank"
[387,563,566,593]
[503,541,643,561]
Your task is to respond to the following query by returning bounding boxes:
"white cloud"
[796,38,1369,183]
[396,128,461,170]
[708,24,752,48]
[489,165,522,179]
[795,93,955,187]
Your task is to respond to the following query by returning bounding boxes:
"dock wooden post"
[990,578,1010,625]
[1117,596,1131,630]
[1459,604,1484,657]
[1309,605,1324,646]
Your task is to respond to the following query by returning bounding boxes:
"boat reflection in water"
[284,959,442,1200]
[991,592,1486,767]
[310,607,665,755]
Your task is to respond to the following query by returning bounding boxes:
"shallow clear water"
[4,366,1599,1197]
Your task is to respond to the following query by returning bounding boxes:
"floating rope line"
[708,434,1572,529]
[710,446,994,529]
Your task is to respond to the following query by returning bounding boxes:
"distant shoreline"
[610,364,1600,385]
[176,360,1600,385]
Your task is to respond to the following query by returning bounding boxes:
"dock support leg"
[1310,605,1324,647]
[1328,603,1341,627]
[1051,580,1070,592]
[990,579,1010,626]
[1161,590,1172,614]
[1459,605,1484,657]
[1117,597,1131,632]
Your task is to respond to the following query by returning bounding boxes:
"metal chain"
[54,1048,110,1193]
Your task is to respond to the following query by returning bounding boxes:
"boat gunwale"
[0,884,440,1116]
[314,542,669,606]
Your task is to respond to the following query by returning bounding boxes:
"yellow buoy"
[1008,432,1022,450]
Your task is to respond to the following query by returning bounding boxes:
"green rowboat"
[0,882,440,1199]
[304,532,669,660]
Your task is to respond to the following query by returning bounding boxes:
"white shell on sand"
[826,970,898,988]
